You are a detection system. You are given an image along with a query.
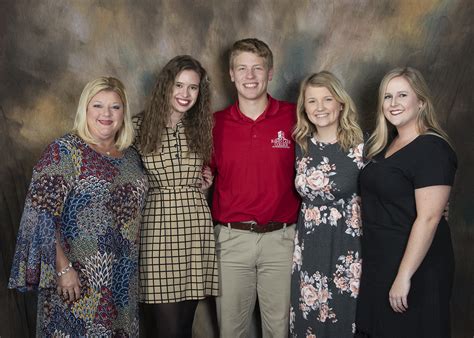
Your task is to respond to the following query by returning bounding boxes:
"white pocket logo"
[271,131,291,149]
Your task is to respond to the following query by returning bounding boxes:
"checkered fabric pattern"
[134,116,218,303]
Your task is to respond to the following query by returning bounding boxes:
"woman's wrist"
[56,261,72,277]
[396,268,412,281]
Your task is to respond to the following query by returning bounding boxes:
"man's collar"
[230,95,279,122]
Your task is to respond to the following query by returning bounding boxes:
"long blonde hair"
[365,67,451,159]
[73,77,133,150]
[293,71,363,154]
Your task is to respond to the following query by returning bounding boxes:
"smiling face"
[86,90,124,144]
[304,86,342,132]
[170,69,200,116]
[229,51,273,102]
[382,76,423,132]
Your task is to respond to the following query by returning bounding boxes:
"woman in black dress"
[355,67,457,338]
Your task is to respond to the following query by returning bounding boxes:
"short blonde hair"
[229,38,273,70]
[73,77,133,150]
[365,67,451,159]
[293,71,363,154]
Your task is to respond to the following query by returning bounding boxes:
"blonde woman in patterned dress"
[289,71,364,337]
[134,55,218,337]
[9,77,148,336]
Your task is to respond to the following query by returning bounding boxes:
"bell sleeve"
[8,137,75,291]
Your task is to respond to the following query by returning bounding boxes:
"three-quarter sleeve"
[8,138,75,291]
[411,135,457,189]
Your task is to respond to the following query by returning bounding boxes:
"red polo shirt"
[211,95,300,225]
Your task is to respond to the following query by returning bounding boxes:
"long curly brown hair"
[137,55,213,163]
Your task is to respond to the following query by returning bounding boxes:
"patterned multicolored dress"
[8,133,148,337]
[289,137,364,338]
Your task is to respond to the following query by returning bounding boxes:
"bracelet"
[56,262,72,277]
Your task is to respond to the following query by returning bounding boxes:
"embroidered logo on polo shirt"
[271,131,291,149]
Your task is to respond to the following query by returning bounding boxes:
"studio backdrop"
[1,0,472,337]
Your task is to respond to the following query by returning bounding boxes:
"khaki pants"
[215,224,296,338]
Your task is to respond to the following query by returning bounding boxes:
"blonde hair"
[293,71,363,154]
[365,67,451,159]
[229,38,273,69]
[73,77,133,150]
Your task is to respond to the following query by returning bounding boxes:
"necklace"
[385,133,419,158]
[91,143,117,156]
[313,133,338,144]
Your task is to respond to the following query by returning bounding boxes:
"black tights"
[141,300,199,338]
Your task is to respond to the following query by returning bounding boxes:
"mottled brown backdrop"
[1,0,472,337]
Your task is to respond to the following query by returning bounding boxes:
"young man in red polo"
[211,38,300,338]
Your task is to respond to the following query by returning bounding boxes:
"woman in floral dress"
[289,71,364,337]
[8,77,148,337]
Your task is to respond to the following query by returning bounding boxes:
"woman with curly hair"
[289,71,364,338]
[134,55,218,337]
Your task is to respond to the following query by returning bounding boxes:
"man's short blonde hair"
[229,38,273,70]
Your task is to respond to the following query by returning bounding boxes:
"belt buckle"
[249,221,257,232]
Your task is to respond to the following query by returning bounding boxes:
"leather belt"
[216,221,287,233]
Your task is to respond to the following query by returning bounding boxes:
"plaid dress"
[134,116,218,303]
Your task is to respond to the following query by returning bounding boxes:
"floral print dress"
[8,134,148,337]
[289,137,364,338]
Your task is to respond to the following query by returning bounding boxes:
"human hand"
[200,166,214,191]
[389,274,410,313]
[56,264,82,302]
